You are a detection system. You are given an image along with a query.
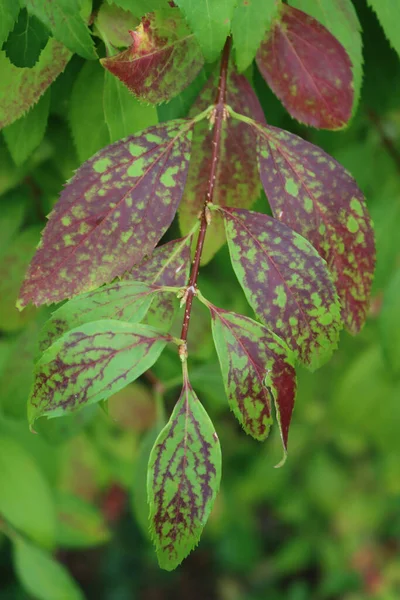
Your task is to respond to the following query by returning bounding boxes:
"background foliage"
[0,0,399,598]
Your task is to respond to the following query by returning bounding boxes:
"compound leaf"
[209,304,296,453]
[18,119,193,308]
[174,0,236,62]
[179,66,265,264]
[253,122,375,333]
[231,0,279,72]
[0,39,71,129]
[148,372,221,570]
[101,8,204,104]
[256,4,353,129]
[28,320,169,424]
[367,0,400,59]
[4,8,49,68]
[289,0,363,115]
[221,207,342,370]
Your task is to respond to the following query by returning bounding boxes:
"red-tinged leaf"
[101,9,204,104]
[148,369,221,570]
[0,40,71,129]
[18,120,193,308]
[127,235,193,330]
[208,304,296,453]
[220,207,342,370]
[256,4,353,129]
[179,66,265,264]
[254,122,375,333]
[28,320,170,424]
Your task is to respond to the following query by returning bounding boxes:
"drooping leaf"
[0,39,71,129]
[0,436,56,548]
[13,537,84,600]
[103,71,158,143]
[0,0,20,46]
[38,281,166,354]
[256,4,353,129]
[101,8,204,104]
[70,60,110,162]
[231,0,279,72]
[3,91,50,166]
[56,493,110,548]
[127,235,192,330]
[94,2,139,48]
[18,119,193,308]
[220,207,342,370]
[252,121,375,333]
[4,8,49,68]
[174,0,236,62]
[367,0,400,59]
[148,371,221,570]
[179,66,265,264]
[379,268,400,376]
[289,0,363,114]
[0,227,41,333]
[28,320,169,423]
[208,304,297,451]
[25,0,97,60]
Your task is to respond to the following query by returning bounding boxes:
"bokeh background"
[1,0,400,598]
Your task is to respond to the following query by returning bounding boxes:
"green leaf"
[220,207,342,370]
[379,268,400,376]
[0,227,40,332]
[29,320,169,423]
[103,71,158,143]
[18,119,193,307]
[0,190,26,254]
[289,0,363,114]
[0,39,71,129]
[3,8,49,68]
[108,0,166,16]
[231,0,279,72]
[25,0,97,60]
[12,537,84,600]
[174,0,236,62]
[148,370,221,570]
[69,60,110,162]
[208,303,296,453]
[56,493,110,548]
[370,198,400,292]
[367,0,400,59]
[3,91,50,166]
[37,281,164,354]
[0,0,20,47]
[0,436,56,548]
[101,8,204,104]
[94,2,139,48]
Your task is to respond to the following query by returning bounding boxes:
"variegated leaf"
[18,120,193,308]
[220,207,342,370]
[148,371,221,570]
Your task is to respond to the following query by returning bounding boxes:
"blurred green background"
[1,0,400,598]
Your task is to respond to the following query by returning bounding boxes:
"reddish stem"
[180,37,232,345]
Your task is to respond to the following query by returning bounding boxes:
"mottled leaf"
[0,39,71,129]
[18,119,193,308]
[379,268,400,376]
[0,0,20,46]
[175,0,236,62]
[367,0,400,59]
[208,304,296,452]
[127,235,192,330]
[289,0,363,114]
[94,2,139,48]
[256,4,353,129]
[253,121,375,333]
[4,8,49,68]
[29,320,169,424]
[3,91,50,166]
[231,0,279,72]
[148,371,221,570]
[38,281,164,355]
[70,60,110,163]
[25,0,97,60]
[179,66,265,264]
[220,207,342,370]
[101,8,204,104]
[103,71,158,143]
